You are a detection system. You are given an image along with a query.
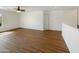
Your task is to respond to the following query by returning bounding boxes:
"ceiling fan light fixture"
[16,6,25,12]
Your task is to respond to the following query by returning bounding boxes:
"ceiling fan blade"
[20,9,25,12]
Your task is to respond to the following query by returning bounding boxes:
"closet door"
[49,9,77,31]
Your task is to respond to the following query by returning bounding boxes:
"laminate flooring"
[0,28,69,53]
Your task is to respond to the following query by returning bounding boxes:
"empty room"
[0,6,79,53]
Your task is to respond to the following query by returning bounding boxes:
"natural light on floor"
[0,32,13,36]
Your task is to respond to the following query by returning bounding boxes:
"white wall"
[20,9,77,31]
[49,11,64,31]
[0,9,20,32]
[0,14,2,25]
[49,9,77,31]
[43,11,50,30]
[20,10,44,30]
[0,7,78,31]
[62,24,79,53]
[78,8,79,25]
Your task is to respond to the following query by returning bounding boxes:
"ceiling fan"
[16,6,25,12]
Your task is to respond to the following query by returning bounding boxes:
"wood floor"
[0,28,69,53]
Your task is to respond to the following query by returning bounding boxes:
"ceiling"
[22,6,77,10]
[0,6,77,12]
